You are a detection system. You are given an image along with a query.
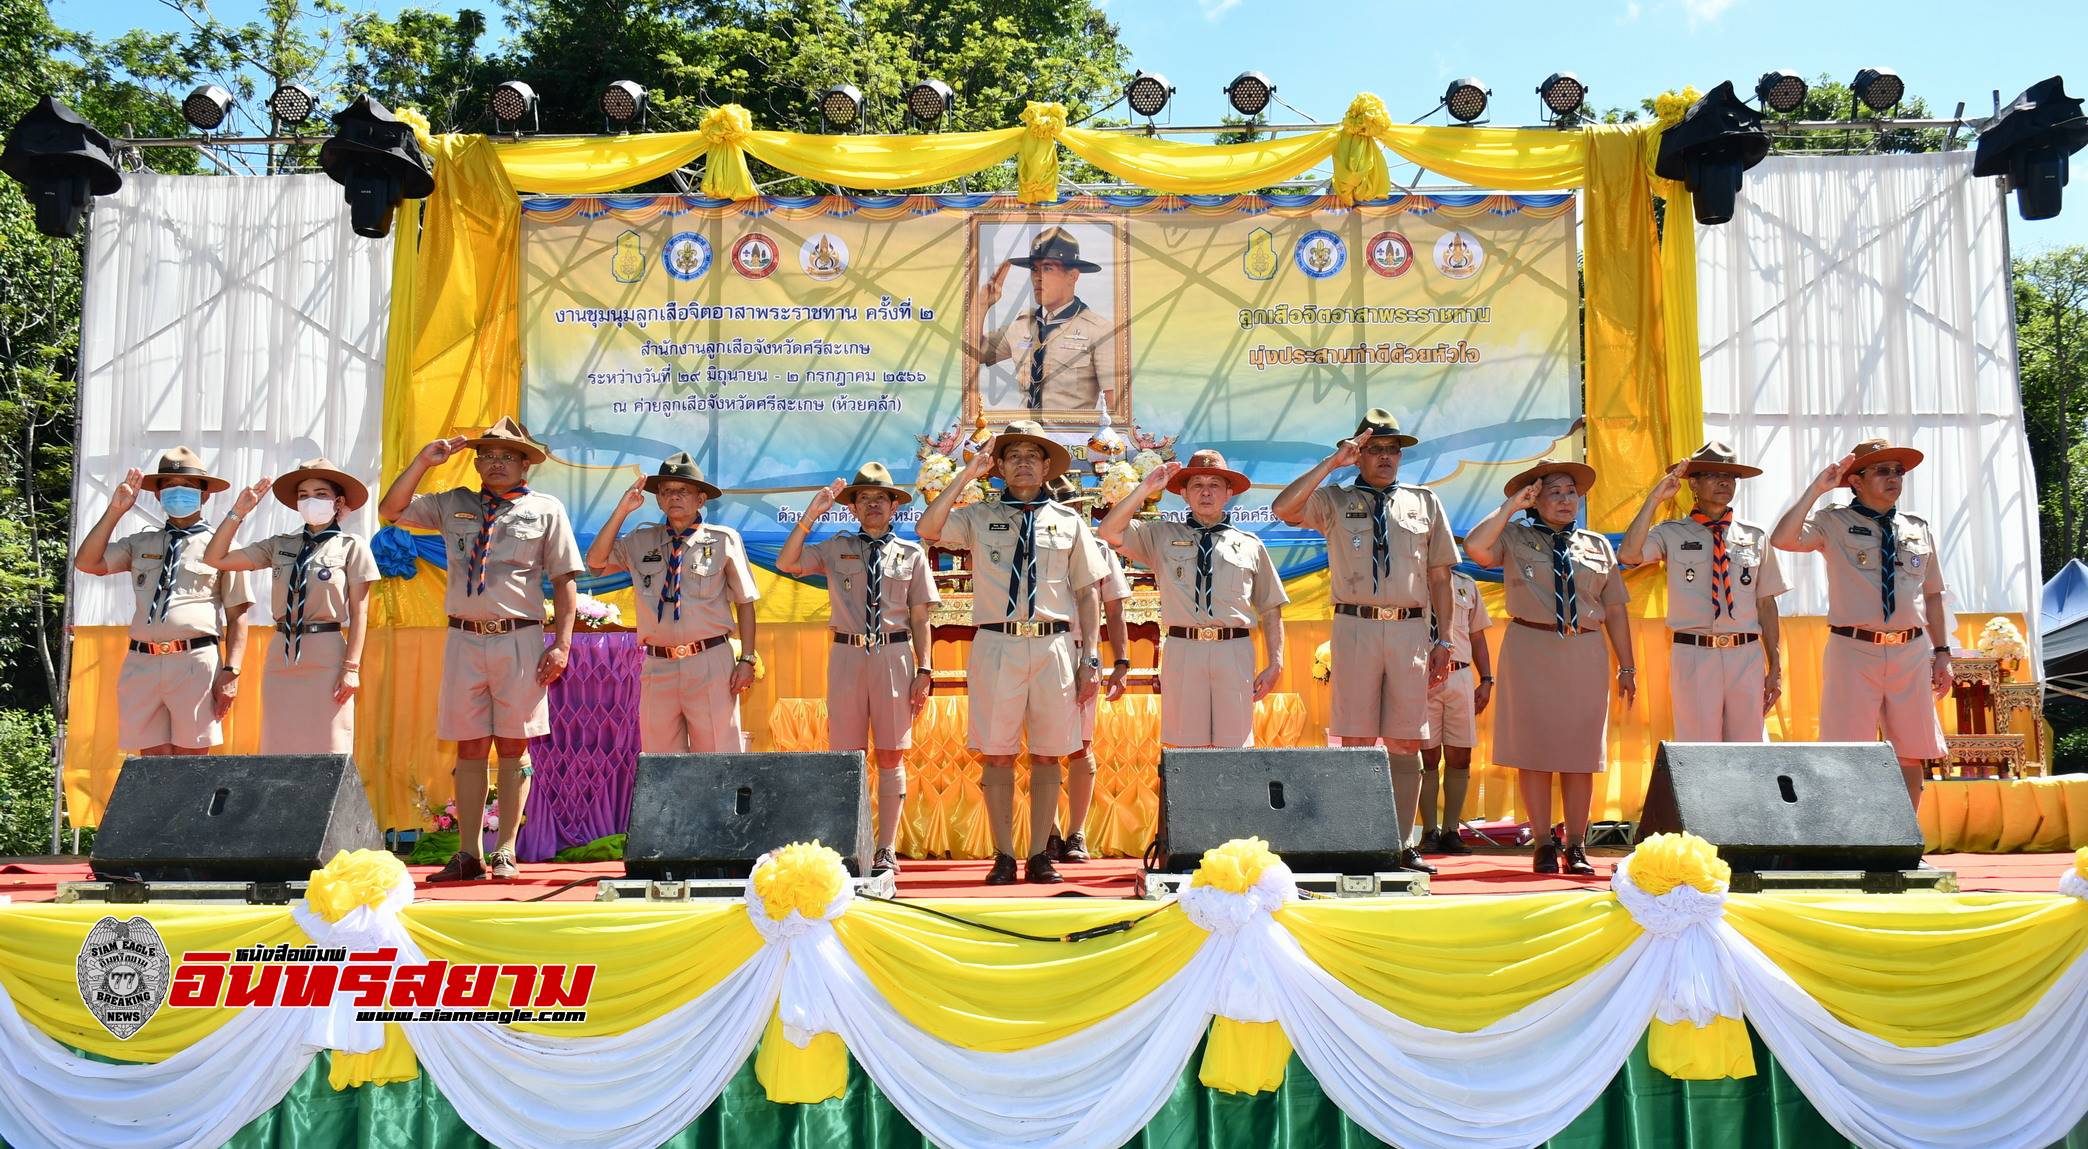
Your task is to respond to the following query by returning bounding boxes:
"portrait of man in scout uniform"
[977,226,1121,414]
[379,417,585,883]
[74,446,253,756]
[1620,441,1789,743]
[1419,565,1491,855]
[1041,470,1132,864]
[777,461,938,878]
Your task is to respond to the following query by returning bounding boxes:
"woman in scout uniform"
[777,462,938,878]
[978,228,1119,412]
[1040,471,1132,864]
[202,458,380,754]
[380,417,585,882]
[1419,565,1491,855]
[1619,442,1789,742]
[1771,439,1949,807]
[1465,459,1636,876]
[75,446,254,755]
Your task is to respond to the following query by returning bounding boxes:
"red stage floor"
[2,850,2074,903]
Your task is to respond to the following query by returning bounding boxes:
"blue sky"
[59,0,2088,252]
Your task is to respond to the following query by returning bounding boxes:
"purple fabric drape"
[519,631,643,861]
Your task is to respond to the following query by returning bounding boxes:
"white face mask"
[298,497,338,527]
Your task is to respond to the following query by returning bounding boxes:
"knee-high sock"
[1028,760,1063,856]
[1063,750,1097,839]
[1417,766,1442,833]
[875,765,906,851]
[981,765,1017,857]
[493,754,531,855]
[1388,752,1423,846]
[454,754,491,858]
[1441,764,1472,831]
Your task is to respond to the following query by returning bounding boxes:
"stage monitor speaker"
[624,752,870,880]
[1633,741,1924,871]
[91,755,382,882]
[1158,747,1396,873]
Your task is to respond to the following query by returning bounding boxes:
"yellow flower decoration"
[1652,86,1705,132]
[1341,93,1395,140]
[1020,101,1068,140]
[393,106,437,153]
[1192,837,1281,894]
[2073,847,2088,882]
[305,849,410,923]
[752,841,849,920]
[699,104,753,149]
[1627,832,1731,896]
[1310,641,1332,684]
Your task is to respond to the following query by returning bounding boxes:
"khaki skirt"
[1492,622,1610,774]
[259,630,355,754]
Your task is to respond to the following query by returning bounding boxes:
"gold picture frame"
[962,212,1133,429]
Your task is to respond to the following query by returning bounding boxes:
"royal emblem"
[661,232,712,281]
[1364,231,1413,278]
[1242,227,1278,281]
[76,916,170,1040]
[1294,229,1345,279]
[610,230,645,283]
[800,232,849,282]
[1433,231,1483,280]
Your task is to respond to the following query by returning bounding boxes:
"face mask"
[157,487,203,518]
[298,497,337,527]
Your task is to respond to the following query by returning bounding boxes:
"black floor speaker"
[624,752,871,879]
[90,755,382,882]
[1157,747,1397,873]
[1633,741,1924,871]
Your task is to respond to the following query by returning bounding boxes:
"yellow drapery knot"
[1626,832,1731,896]
[1021,101,1068,139]
[697,104,757,200]
[1017,102,1066,204]
[305,849,410,923]
[699,104,753,149]
[1330,93,1394,206]
[1652,86,1704,132]
[1192,837,1281,894]
[393,106,437,153]
[1340,93,1395,140]
[752,841,848,920]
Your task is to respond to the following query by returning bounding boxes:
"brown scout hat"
[1843,438,1923,486]
[990,418,1073,479]
[139,445,229,493]
[838,462,911,506]
[1677,440,1763,479]
[1167,448,1251,495]
[464,416,548,465]
[1502,457,1598,498]
[1009,226,1101,272]
[1343,408,1420,450]
[644,452,723,499]
[272,457,369,510]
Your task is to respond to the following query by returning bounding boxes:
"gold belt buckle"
[1374,606,1399,621]
[1879,629,1907,646]
[1010,621,1043,638]
[1711,633,1738,649]
[152,640,177,655]
[1195,625,1221,641]
[852,633,876,647]
[670,642,694,658]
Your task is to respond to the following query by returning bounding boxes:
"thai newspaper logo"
[1364,231,1414,278]
[610,230,646,283]
[1293,229,1346,279]
[160,942,596,1024]
[1241,227,1278,281]
[661,232,712,281]
[800,232,850,281]
[76,915,170,1039]
[1433,230,1484,280]
[730,232,781,279]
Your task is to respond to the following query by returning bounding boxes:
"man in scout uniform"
[1620,441,1789,742]
[918,419,1106,885]
[777,462,936,877]
[75,447,253,756]
[1772,438,1950,807]
[379,417,584,882]
[1042,471,1132,864]
[979,227,1119,412]
[1273,409,1456,874]
[1419,565,1491,854]
[589,452,760,757]
[1100,449,1287,749]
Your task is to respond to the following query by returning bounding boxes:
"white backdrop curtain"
[1694,152,2040,660]
[70,173,391,626]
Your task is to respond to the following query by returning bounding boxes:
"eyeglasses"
[476,452,527,465]
[1859,464,1907,477]
[1693,470,1741,481]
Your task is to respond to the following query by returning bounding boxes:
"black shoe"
[984,853,1019,885]
[430,851,486,883]
[1564,844,1596,876]
[1392,846,1437,875]
[1045,830,1067,862]
[1532,844,1560,874]
[1436,825,1473,856]
[871,847,901,877]
[1060,830,1091,863]
[1026,852,1065,884]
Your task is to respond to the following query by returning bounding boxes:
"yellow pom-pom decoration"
[1341,92,1395,140]
[1310,641,1333,684]
[1626,832,1731,896]
[305,849,410,923]
[752,841,849,921]
[2074,847,2088,882]
[1191,837,1281,895]
[1021,101,1069,139]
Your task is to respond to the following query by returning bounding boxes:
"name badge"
[1680,540,1704,552]
[840,554,861,563]
[142,552,164,560]
[451,511,478,521]
[1344,509,1368,519]
[988,522,1011,532]
[1848,525,1874,537]
[1169,539,1193,547]
[642,550,662,563]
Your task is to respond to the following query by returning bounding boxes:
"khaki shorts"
[1819,634,1946,760]
[437,627,551,742]
[641,642,743,754]
[1159,636,1257,748]
[117,645,222,750]
[1422,666,1476,750]
[1328,612,1431,742]
[1669,638,1767,743]
[827,640,918,752]
[966,630,1080,758]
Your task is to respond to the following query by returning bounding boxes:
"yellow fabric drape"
[1648,1016,1757,1079]
[1061,128,1339,197]
[1200,1018,1294,1094]
[328,1023,419,1090]
[754,1008,850,1103]
[749,128,1025,192]
[1922,776,2088,852]
[1580,124,1672,531]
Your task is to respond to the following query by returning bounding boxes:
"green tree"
[2015,247,2088,579]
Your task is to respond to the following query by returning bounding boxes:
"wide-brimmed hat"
[1167,448,1250,495]
[1342,408,1420,450]
[838,462,911,506]
[1843,438,1923,486]
[464,416,548,465]
[1008,226,1101,273]
[272,457,368,510]
[1677,440,1763,479]
[1503,458,1598,498]
[1043,472,1094,506]
[644,452,723,498]
[138,445,229,493]
[990,419,1072,479]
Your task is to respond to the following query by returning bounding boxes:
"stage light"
[601,80,647,129]
[1538,72,1586,120]
[1652,80,1770,226]
[1974,76,2088,222]
[0,95,122,237]
[820,84,862,130]
[906,79,953,126]
[1755,70,1808,114]
[317,94,434,239]
[1444,78,1489,124]
[490,81,539,131]
[267,82,317,126]
[182,84,233,132]
[1126,71,1172,119]
[1225,71,1274,118]
[1853,67,1903,113]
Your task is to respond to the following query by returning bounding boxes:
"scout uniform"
[104,448,252,750]
[1044,473,1133,744]
[1423,570,1492,752]
[979,228,1118,412]
[233,459,380,753]
[1788,440,1947,760]
[599,454,760,753]
[800,464,938,752]
[393,419,585,742]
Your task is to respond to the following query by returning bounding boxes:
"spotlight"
[1652,80,1770,225]
[819,84,862,130]
[1443,78,1489,124]
[1126,71,1172,119]
[1224,71,1274,118]
[182,84,233,132]
[601,80,647,129]
[1974,76,2088,222]
[267,82,317,126]
[1538,72,1587,120]
[490,81,539,132]
[906,79,953,127]
[1852,67,1903,114]
[1754,69,1808,115]
[317,94,434,239]
[0,96,122,237]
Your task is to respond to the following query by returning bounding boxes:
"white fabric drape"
[72,173,391,626]
[1694,152,2040,656]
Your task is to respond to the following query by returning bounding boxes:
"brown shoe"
[1026,851,1065,884]
[1564,844,1597,876]
[1060,830,1091,863]
[486,848,519,880]
[871,847,901,876]
[431,851,486,883]
[984,853,1019,885]
[1392,846,1437,875]
[1532,844,1560,874]
[1436,826,1473,856]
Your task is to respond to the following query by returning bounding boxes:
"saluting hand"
[983,258,1014,308]
[1505,480,1542,514]
[614,477,648,518]
[1328,435,1365,471]
[1649,464,1685,506]
[109,468,144,515]
[1144,461,1182,494]
[419,436,471,468]
[1810,453,1856,495]
[959,445,998,483]
[231,478,270,519]
[806,478,845,519]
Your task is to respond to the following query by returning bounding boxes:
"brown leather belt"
[1334,603,1423,621]
[276,621,343,635]
[978,621,1071,637]
[1512,618,1599,636]
[1165,625,1249,641]
[448,617,542,636]
[833,630,912,648]
[1829,624,1925,646]
[128,636,218,655]
[645,634,732,659]
[1673,631,1760,649]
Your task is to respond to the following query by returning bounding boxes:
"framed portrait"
[962,213,1132,428]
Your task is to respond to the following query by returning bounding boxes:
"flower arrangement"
[750,840,849,920]
[431,795,501,834]
[1975,618,2028,664]
[1190,836,1281,894]
[1626,832,1731,896]
[305,849,410,923]
[916,451,956,503]
[571,592,622,630]
[1311,641,1332,684]
[1096,460,1141,509]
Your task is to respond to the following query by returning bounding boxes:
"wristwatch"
[217,665,240,677]
[1086,656,1101,669]
[1113,658,1131,669]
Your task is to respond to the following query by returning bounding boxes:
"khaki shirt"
[604,522,759,643]
[1643,516,1789,634]
[940,500,1106,624]
[1439,570,1492,663]
[1119,519,1288,628]
[1499,521,1629,627]
[1299,483,1458,608]
[396,488,585,621]
[979,303,1119,411]
[234,530,381,623]
[1094,543,1133,607]
[801,532,939,633]
[1791,504,1944,630]
[105,525,253,642]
